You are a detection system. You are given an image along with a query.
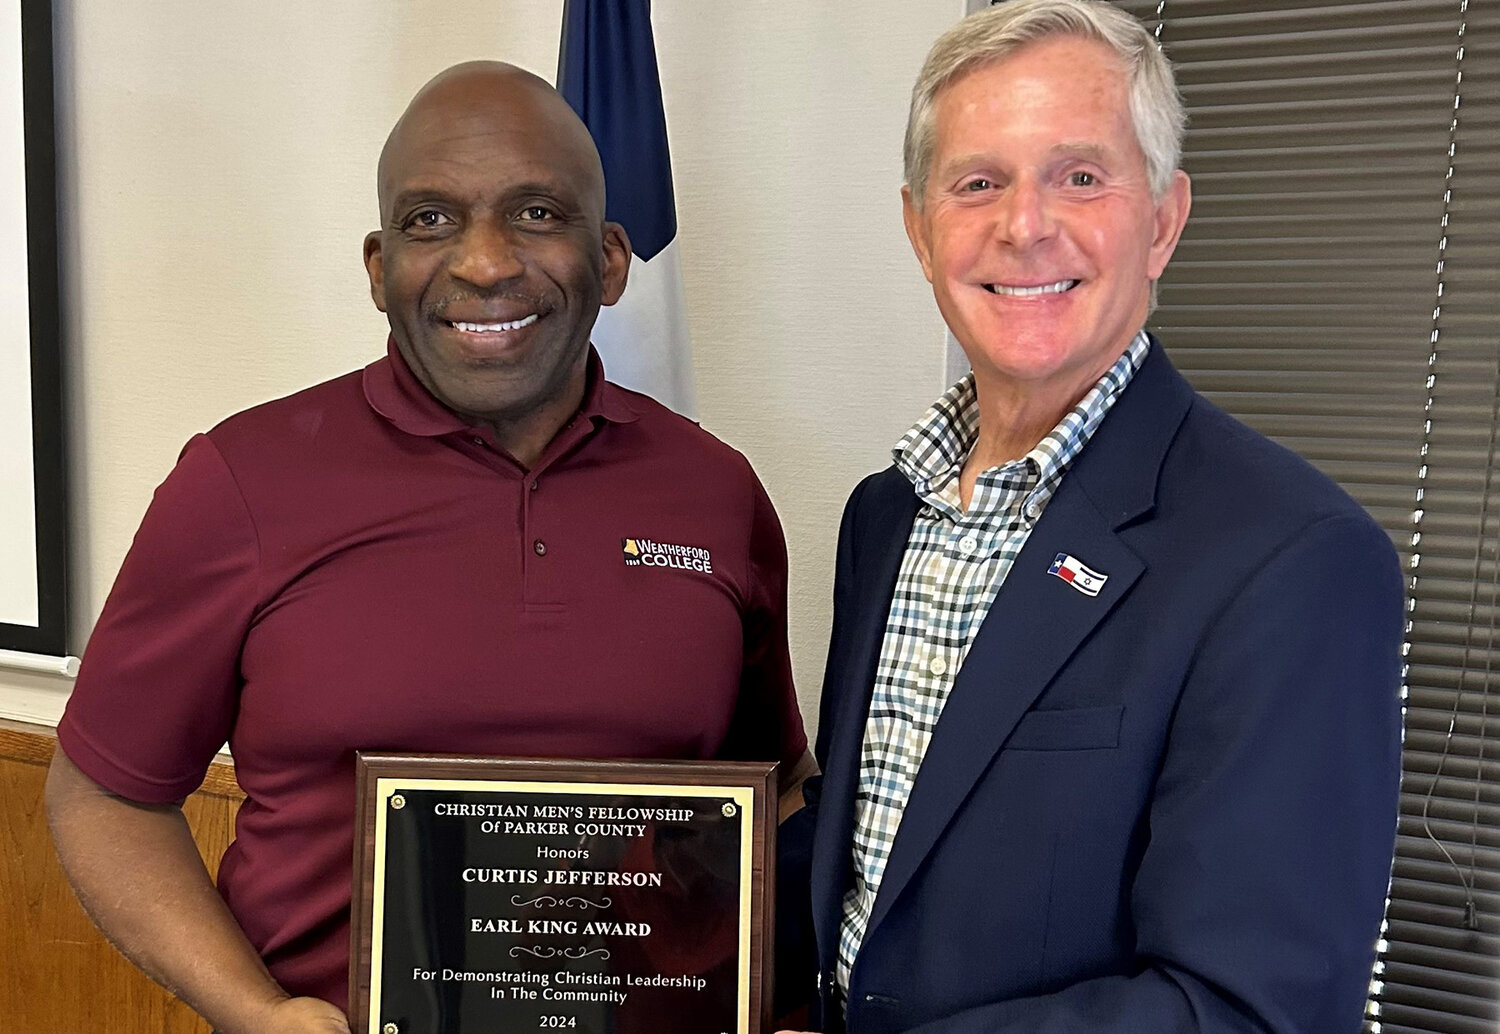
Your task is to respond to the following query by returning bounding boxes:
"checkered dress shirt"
[835,332,1150,1006]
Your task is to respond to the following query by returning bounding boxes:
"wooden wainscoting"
[0,717,242,1034]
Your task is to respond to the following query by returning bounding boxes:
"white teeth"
[450,314,539,333]
[986,280,1078,297]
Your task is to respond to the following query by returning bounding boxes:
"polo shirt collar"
[363,335,640,437]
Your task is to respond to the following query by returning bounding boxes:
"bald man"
[48,63,810,1034]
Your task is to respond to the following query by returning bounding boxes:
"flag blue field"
[558,0,697,417]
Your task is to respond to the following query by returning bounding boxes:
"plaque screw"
[721,802,737,817]
[383,1024,400,1034]
[390,794,406,810]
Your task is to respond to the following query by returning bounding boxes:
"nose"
[448,217,525,290]
[996,176,1056,249]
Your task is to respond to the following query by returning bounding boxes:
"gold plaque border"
[367,779,756,1034]
[349,755,777,1034]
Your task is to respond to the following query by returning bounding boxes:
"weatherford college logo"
[622,538,714,574]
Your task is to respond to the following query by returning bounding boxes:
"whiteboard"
[0,0,64,657]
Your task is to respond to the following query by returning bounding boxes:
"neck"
[957,356,1117,510]
[484,364,590,471]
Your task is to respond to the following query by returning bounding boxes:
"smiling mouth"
[446,314,540,332]
[983,280,1079,297]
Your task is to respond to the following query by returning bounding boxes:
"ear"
[363,230,387,312]
[600,222,632,306]
[901,185,935,283]
[1147,170,1192,280]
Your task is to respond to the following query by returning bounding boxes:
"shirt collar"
[893,330,1151,508]
[362,336,640,437]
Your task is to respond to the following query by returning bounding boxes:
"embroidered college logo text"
[622,538,714,574]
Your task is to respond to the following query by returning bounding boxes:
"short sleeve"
[57,434,261,804]
[719,474,807,768]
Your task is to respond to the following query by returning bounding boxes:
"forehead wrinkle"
[387,149,600,222]
[387,173,579,213]
[378,132,604,228]
[376,65,606,223]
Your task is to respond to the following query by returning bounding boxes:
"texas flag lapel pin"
[1048,552,1108,597]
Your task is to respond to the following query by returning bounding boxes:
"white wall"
[0,1,961,737]
[0,0,37,630]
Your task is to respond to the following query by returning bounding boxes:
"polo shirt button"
[929,657,948,677]
[958,535,978,555]
[471,435,485,447]
[533,539,547,556]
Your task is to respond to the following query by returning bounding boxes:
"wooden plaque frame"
[350,754,776,1034]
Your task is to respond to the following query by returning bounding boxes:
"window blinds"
[1109,2,1500,1031]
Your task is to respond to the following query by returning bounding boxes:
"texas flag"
[558,0,697,417]
[1048,553,1109,597]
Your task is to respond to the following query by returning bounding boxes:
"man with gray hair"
[779,1,1402,1031]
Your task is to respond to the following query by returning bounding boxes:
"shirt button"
[958,535,978,556]
[929,657,948,677]
[533,539,547,556]
[471,435,485,447]
[530,480,540,492]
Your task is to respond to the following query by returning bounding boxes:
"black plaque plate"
[350,755,776,1034]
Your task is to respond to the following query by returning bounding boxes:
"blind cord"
[1414,0,1477,933]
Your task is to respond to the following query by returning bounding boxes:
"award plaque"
[350,755,777,1034]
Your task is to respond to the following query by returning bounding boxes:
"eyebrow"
[937,142,1115,179]
[385,179,577,217]
[1049,142,1112,164]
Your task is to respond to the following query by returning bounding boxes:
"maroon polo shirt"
[58,340,805,1012]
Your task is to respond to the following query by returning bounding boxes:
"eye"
[963,178,993,192]
[1068,171,1097,187]
[518,205,556,221]
[403,209,453,232]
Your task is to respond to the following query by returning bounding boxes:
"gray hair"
[903,0,1186,205]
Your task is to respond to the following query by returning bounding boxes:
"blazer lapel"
[864,482,1142,935]
[863,340,1195,938]
[811,472,919,961]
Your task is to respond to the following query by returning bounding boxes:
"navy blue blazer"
[782,341,1404,1034]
